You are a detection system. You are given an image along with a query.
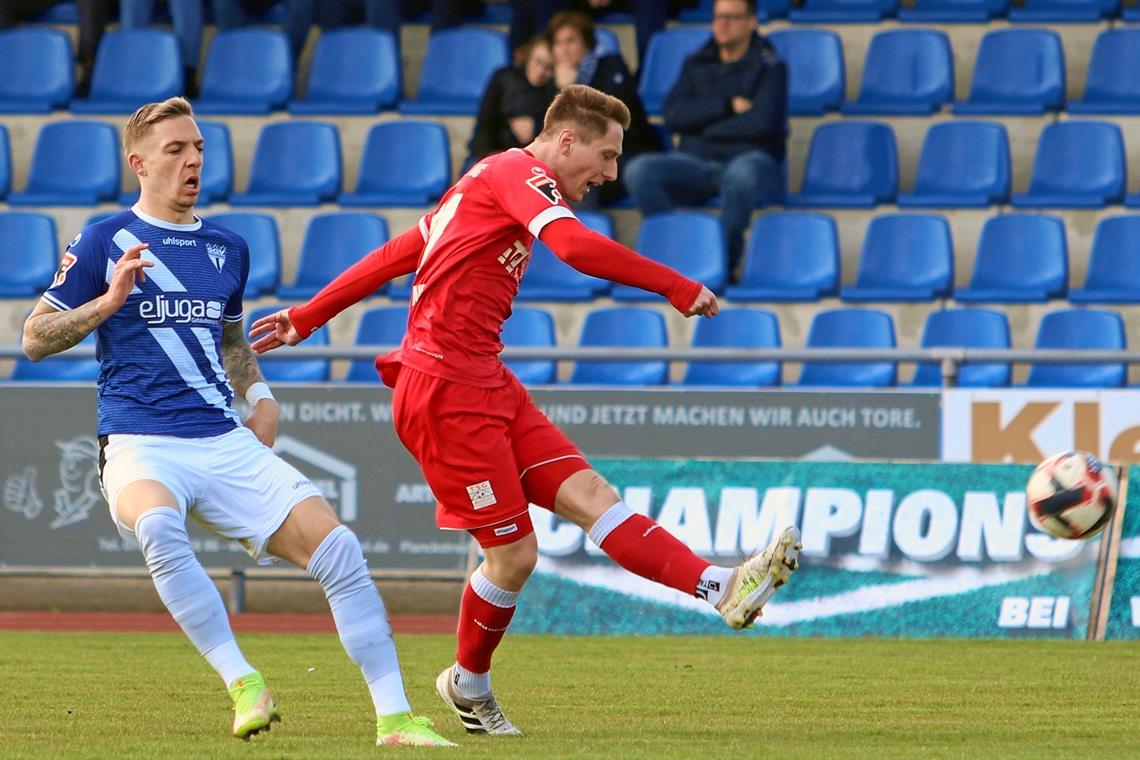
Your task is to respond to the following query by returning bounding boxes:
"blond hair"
[538,84,630,143]
[122,97,195,154]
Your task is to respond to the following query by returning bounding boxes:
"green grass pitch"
[4,632,1140,759]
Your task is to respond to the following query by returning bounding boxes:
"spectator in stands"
[624,0,786,277]
[120,0,203,96]
[466,34,557,168]
[0,0,113,96]
[547,9,658,205]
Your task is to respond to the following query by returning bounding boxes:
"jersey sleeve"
[41,229,108,312]
[487,154,577,238]
[223,238,250,323]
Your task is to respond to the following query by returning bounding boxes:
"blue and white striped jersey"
[42,206,250,437]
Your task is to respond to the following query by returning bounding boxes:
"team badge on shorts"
[466,480,497,509]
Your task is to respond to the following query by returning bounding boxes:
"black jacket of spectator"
[664,31,788,163]
[467,65,557,165]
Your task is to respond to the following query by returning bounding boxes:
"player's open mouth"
[184,177,199,191]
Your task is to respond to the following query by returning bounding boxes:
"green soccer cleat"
[716,525,802,630]
[376,712,458,747]
[227,671,280,740]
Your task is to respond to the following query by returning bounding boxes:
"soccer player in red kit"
[250,84,801,737]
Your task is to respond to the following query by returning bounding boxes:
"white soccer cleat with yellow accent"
[716,526,801,629]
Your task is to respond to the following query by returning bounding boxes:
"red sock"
[455,580,516,674]
[598,513,710,595]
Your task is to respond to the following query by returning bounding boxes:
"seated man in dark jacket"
[624,0,787,274]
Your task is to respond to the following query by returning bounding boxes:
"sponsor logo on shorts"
[493,523,518,537]
[292,478,312,490]
[466,480,497,509]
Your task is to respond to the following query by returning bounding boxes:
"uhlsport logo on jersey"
[162,236,196,247]
[525,167,562,205]
[139,294,223,325]
[206,243,226,273]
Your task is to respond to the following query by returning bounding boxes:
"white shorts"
[100,426,323,565]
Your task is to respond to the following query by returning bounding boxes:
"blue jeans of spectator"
[121,0,204,70]
[624,149,782,273]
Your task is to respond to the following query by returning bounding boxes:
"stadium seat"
[1069,30,1140,114]
[247,306,330,382]
[347,306,407,382]
[398,28,509,115]
[897,121,1010,208]
[789,0,897,21]
[120,120,233,206]
[682,307,781,387]
[71,29,182,114]
[8,121,119,206]
[289,29,399,114]
[0,212,58,297]
[637,28,710,116]
[229,122,341,206]
[955,214,1068,302]
[1069,216,1140,304]
[339,121,450,206]
[840,214,953,302]
[594,28,620,56]
[519,210,612,301]
[953,30,1064,115]
[612,212,726,301]
[897,0,1004,21]
[785,122,898,208]
[208,212,281,298]
[279,213,389,299]
[0,125,10,200]
[798,308,897,387]
[841,30,953,116]
[680,0,793,20]
[570,307,669,386]
[194,29,292,114]
[10,331,99,382]
[767,30,845,116]
[0,28,73,113]
[1012,121,1124,208]
[1008,0,1113,21]
[726,212,839,301]
[911,308,1011,387]
[1026,309,1126,388]
[502,306,557,385]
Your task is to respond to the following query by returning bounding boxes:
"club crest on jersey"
[206,242,226,272]
[526,167,562,205]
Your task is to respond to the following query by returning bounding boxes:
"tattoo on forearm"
[221,321,264,398]
[24,302,104,361]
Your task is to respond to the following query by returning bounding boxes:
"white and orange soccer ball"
[1026,451,1117,541]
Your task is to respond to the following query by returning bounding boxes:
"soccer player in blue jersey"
[20,97,453,748]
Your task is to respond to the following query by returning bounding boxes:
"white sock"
[135,507,253,686]
[696,565,734,607]
[308,525,410,716]
[453,662,491,699]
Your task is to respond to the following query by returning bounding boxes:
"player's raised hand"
[100,243,153,312]
[685,286,720,319]
[249,308,302,354]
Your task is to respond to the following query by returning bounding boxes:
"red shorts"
[391,365,589,537]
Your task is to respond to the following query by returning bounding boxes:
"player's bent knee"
[134,506,193,570]
[266,495,342,568]
[554,469,620,528]
[306,524,377,602]
[481,531,538,590]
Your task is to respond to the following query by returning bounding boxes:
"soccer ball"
[1026,451,1117,540]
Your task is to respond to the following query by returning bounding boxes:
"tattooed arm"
[221,320,278,447]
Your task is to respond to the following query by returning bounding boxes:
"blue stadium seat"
[279,213,389,299]
[767,30,844,116]
[1026,309,1126,388]
[682,308,781,387]
[1008,0,1114,21]
[0,28,73,113]
[798,308,897,387]
[897,0,1005,21]
[953,30,1064,115]
[637,28,710,116]
[11,331,99,382]
[339,121,449,206]
[594,28,620,56]
[347,306,407,382]
[841,30,953,116]
[1069,30,1140,114]
[570,307,669,386]
[519,210,612,301]
[71,29,182,114]
[612,212,726,301]
[679,0,792,20]
[789,0,897,21]
[195,29,292,114]
[1012,121,1124,209]
[0,212,58,297]
[247,305,330,382]
[726,212,839,301]
[785,122,898,208]
[399,28,508,115]
[840,214,953,302]
[955,214,1067,303]
[897,121,1010,208]
[229,122,341,206]
[911,308,1011,387]
[0,125,9,200]
[289,29,399,114]
[502,306,557,385]
[208,212,281,298]
[1069,216,1140,304]
[8,121,119,206]
[120,120,233,206]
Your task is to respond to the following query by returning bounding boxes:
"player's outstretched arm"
[23,242,153,361]
[222,321,278,447]
[248,308,301,354]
